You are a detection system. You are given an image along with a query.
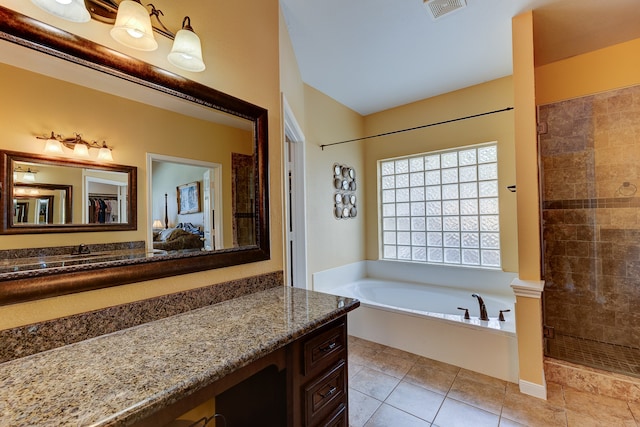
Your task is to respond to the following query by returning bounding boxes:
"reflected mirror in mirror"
[13,183,71,225]
[1,151,136,233]
[13,161,129,226]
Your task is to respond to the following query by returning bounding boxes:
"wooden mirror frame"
[0,6,270,305]
[11,183,73,225]
[2,151,136,233]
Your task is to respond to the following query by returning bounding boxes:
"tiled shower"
[539,85,640,377]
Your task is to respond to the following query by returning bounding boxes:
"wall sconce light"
[110,0,158,51]
[31,0,91,23]
[37,131,114,161]
[14,187,41,196]
[31,0,206,72]
[167,17,205,72]
[13,166,39,183]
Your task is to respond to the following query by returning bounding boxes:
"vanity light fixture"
[23,169,36,183]
[167,17,205,72]
[32,0,206,72]
[97,142,114,161]
[110,0,158,51]
[13,166,39,183]
[38,131,114,161]
[13,187,41,196]
[73,141,90,157]
[31,0,91,23]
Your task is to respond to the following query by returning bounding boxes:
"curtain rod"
[320,106,514,150]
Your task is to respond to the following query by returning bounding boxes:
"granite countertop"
[0,287,359,426]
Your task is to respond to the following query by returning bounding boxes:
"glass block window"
[380,142,500,268]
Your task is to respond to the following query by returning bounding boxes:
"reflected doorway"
[147,154,223,252]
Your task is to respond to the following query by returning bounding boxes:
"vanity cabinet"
[134,317,350,427]
[291,318,348,426]
[0,287,359,427]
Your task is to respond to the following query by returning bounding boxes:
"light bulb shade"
[152,219,163,229]
[110,1,158,51]
[44,138,64,154]
[23,172,36,183]
[73,142,90,157]
[31,0,91,23]
[168,29,205,72]
[97,146,114,161]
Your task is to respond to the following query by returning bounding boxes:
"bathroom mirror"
[12,183,72,225]
[0,7,270,305]
[1,151,136,233]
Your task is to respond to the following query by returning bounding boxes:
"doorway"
[147,153,223,251]
[283,96,307,288]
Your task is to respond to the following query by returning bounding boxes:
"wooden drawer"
[303,320,346,375]
[319,403,347,427]
[304,361,346,426]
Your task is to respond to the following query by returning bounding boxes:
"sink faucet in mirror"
[72,244,91,255]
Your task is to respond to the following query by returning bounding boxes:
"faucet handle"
[457,307,470,320]
[498,309,511,321]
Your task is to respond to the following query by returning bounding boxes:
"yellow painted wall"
[303,85,366,282]
[0,0,283,329]
[363,77,518,273]
[279,9,368,287]
[536,37,640,105]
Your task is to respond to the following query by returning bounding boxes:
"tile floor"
[348,336,640,426]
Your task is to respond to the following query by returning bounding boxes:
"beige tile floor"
[348,336,640,427]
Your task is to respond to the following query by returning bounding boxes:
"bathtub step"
[544,357,640,402]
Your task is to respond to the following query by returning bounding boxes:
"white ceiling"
[281,0,640,115]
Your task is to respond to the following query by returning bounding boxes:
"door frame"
[283,95,308,288]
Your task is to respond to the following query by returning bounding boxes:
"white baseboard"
[519,377,547,400]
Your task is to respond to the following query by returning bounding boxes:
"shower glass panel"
[539,84,640,378]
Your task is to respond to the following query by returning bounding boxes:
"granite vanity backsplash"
[0,241,147,274]
[0,241,146,260]
[0,270,283,363]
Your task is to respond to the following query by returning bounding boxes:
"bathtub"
[313,261,519,382]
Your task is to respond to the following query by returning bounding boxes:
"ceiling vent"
[424,0,467,20]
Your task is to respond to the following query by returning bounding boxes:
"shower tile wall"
[540,85,640,374]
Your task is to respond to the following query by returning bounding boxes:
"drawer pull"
[321,342,337,352]
[320,386,337,398]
